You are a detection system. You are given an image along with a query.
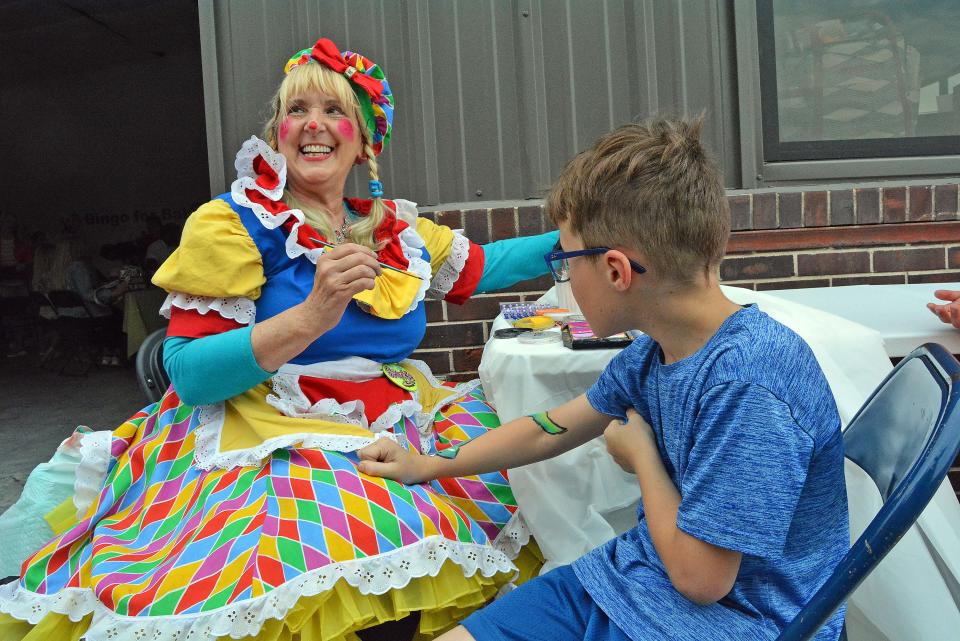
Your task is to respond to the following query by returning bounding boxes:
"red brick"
[436,209,463,230]
[503,274,554,293]
[803,191,828,227]
[882,187,906,223]
[728,195,751,231]
[463,208,490,243]
[412,350,451,375]
[720,255,794,280]
[829,190,854,226]
[518,206,543,236]
[727,221,960,253]
[873,247,944,273]
[950,247,960,269]
[482,320,496,339]
[779,193,802,229]
[936,184,959,218]
[491,208,516,241]
[908,186,933,222]
[756,279,829,291]
[425,299,445,323]
[856,188,880,224]
[447,295,518,322]
[797,251,869,276]
[538,206,558,232]
[420,322,485,348]
[907,271,960,284]
[753,193,777,229]
[832,274,905,286]
[452,347,484,372]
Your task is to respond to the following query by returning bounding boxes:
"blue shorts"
[461,565,632,641]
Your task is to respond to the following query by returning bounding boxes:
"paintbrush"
[309,238,425,280]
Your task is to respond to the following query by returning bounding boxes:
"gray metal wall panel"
[205,0,740,203]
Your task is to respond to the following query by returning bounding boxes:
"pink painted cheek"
[337,119,355,141]
[278,118,291,142]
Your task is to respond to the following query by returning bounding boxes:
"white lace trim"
[277,358,383,381]
[370,400,424,434]
[230,139,322,265]
[265,374,424,435]
[73,430,113,519]
[192,402,401,471]
[159,292,257,325]
[392,198,420,226]
[265,373,367,423]
[233,136,287,202]
[0,512,530,641]
[398,226,432,313]
[427,230,471,299]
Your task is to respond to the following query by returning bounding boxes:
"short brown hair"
[546,116,729,282]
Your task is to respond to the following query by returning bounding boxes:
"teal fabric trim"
[435,442,463,459]
[476,230,559,293]
[162,325,274,406]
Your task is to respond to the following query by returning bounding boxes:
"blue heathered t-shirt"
[575,304,848,641]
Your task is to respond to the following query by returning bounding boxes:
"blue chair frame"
[776,343,960,641]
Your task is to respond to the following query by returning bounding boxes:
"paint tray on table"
[499,302,552,322]
[561,318,636,350]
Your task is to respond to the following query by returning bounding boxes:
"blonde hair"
[546,116,729,283]
[32,241,72,292]
[263,63,386,249]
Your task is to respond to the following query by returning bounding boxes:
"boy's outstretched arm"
[606,409,742,605]
[357,394,611,485]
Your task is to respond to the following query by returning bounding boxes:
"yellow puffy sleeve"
[152,198,265,299]
[414,217,456,278]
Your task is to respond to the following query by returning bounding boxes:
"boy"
[358,117,848,641]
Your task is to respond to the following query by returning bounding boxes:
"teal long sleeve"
[475,230,559,293]
[163,325,274,406]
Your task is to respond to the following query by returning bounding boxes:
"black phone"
[493,327,533,339]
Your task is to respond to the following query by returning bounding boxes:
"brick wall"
[414,181,960,499]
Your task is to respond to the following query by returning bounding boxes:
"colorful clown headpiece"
[284,37,394,156]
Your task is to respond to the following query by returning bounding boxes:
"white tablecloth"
[479,285,960,641]
[762,282,960,358]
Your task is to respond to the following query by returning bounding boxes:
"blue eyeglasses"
[543,245,646,283]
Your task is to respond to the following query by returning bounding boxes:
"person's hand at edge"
[927,289,960,329]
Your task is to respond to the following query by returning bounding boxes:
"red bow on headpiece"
[311,38,384,103]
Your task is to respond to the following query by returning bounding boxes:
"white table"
[761,283,960,358]
[479,285,960,641]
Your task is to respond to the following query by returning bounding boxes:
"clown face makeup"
[278,89,365,198]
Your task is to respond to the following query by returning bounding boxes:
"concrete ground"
[0,353,145,513]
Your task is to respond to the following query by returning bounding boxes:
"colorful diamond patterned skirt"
[0,385,541,641]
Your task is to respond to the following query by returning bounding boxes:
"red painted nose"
[308,121,319,130]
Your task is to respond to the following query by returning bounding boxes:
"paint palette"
[499,302,553,321]
[561,319,635,350]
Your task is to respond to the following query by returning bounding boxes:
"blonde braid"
[347,139,386,249]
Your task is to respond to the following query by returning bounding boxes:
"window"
[757,0,960,162]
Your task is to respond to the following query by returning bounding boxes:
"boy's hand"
[357,438,431,485]
[604,408,656,474]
